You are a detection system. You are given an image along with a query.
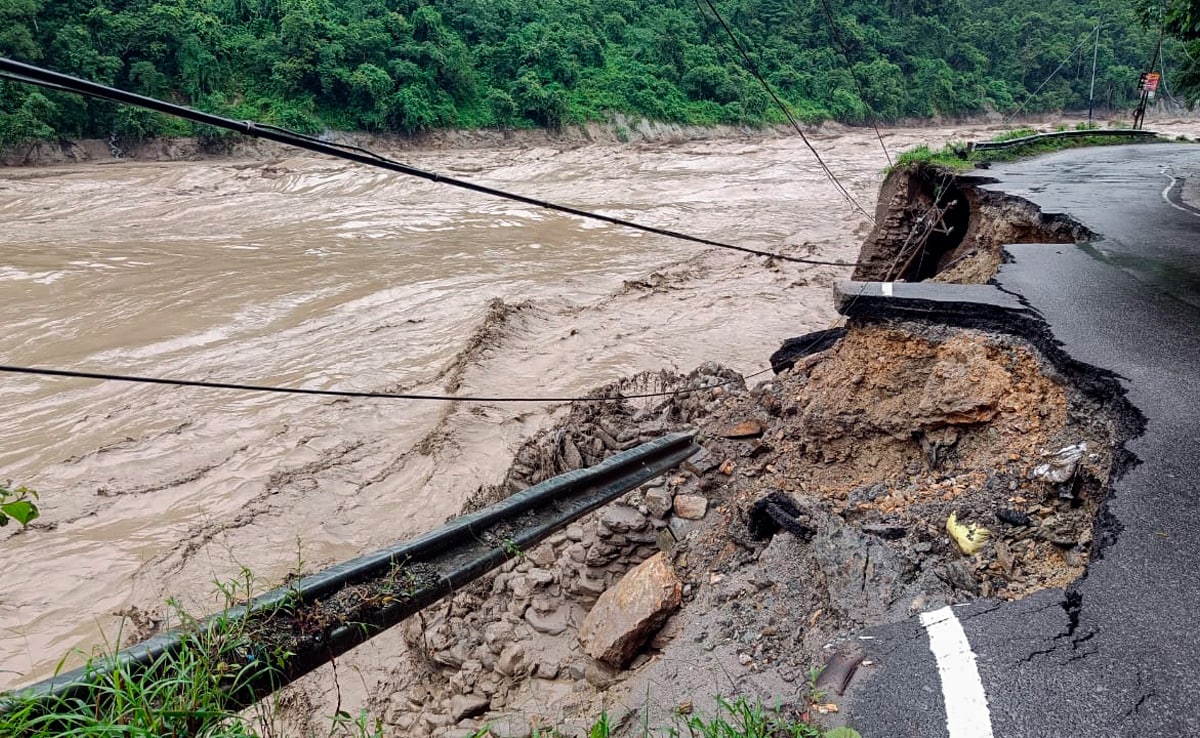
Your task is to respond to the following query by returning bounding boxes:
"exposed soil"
[852,163,1094,284]
[275,313,1135,737]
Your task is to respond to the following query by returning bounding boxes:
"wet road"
[849,144,1200,736]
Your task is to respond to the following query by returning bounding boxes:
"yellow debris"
[947,512,991,556]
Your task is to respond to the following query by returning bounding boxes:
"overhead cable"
[814,0,894,166]
[1005,24,1102,124]
[694,0,876,223]
[0,57,857,268]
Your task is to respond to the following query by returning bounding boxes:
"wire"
[814,0,893,166]
[692,0,876,223]
[0,364,729,403]
[1006,24,1101,124]
[0,57,858,269]
[0,324,851,405]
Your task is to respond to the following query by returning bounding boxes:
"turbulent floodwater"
[3,118,1198,688]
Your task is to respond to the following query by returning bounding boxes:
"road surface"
[847,143,1200,737]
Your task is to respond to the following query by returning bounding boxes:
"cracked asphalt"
[844,144,1200,737]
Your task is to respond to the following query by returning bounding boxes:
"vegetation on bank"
[0,568,854,738]
[892,123,1179,171]
[0,0,1178,150]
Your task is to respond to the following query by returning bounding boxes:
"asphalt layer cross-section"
[844,144,1200,738]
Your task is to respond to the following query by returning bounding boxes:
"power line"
[814,0,893,166]
[1006,23,1102,124]
[0,320,850,404]
[0,364,728,403]
[692,0,876,223]
[0,57,858,269]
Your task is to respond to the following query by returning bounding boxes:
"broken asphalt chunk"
[816,647,865,696]
[996,507,1031,527]
[747,491,816,541]
[768,327,848,374]
[862,523,907,540]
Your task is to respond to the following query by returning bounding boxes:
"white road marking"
[1160,169,1200,218]
[881,282,893,297]
[919,606,995,738]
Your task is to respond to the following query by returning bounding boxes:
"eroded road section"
[848,144,1200,737]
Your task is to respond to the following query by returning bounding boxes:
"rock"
[916,349,1006,426]
[527,568,555,585]
[448,694,490,722]
[496,643,526,676]
[566,524,585,542]
[585,541,621,567]
[600,504,647,534]
[719,419,766,439]
[527,544,557,568]
[575,572,609,597]
[433,644,468,668]
[488,713,535,738]
[578,553,682,667]
[534,660,560,679]
[644,488,674,518]
[584,659,622,688]
[508,575,534,600]
[525,607,569,635]
[1032,442,1086,484]
[673,494,708,520]
[484,621,516,652]
[683,447,720,477]
[566,660,587,680]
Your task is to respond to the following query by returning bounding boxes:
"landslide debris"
[363,320,1126,737]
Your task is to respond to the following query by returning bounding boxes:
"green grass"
[1,570,853,738]
[473,698,859,738]
[891,125,1174,173]
[0,569,384,738]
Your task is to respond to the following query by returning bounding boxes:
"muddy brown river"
[3,118,1198,689]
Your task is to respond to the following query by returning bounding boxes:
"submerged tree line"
[0,0,1181,148]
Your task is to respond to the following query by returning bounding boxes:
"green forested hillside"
[0,0,1174,148]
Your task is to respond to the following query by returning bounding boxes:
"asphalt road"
[846,144,1200,738]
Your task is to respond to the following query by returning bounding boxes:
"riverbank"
[6,110,1197,168]
[2,121,1197,735]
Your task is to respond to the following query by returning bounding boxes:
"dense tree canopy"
[0,0,1177,148]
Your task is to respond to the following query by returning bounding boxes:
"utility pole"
[1133,25,1165,130]
[1087,24,1100,124]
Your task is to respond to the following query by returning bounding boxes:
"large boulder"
[578,553,682,667]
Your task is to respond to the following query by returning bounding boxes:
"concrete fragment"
[578,552,682,667]
[673,494,709,520]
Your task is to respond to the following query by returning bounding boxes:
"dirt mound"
[353,319,1126,736]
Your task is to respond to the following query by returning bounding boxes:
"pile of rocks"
[381,476,710,737]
